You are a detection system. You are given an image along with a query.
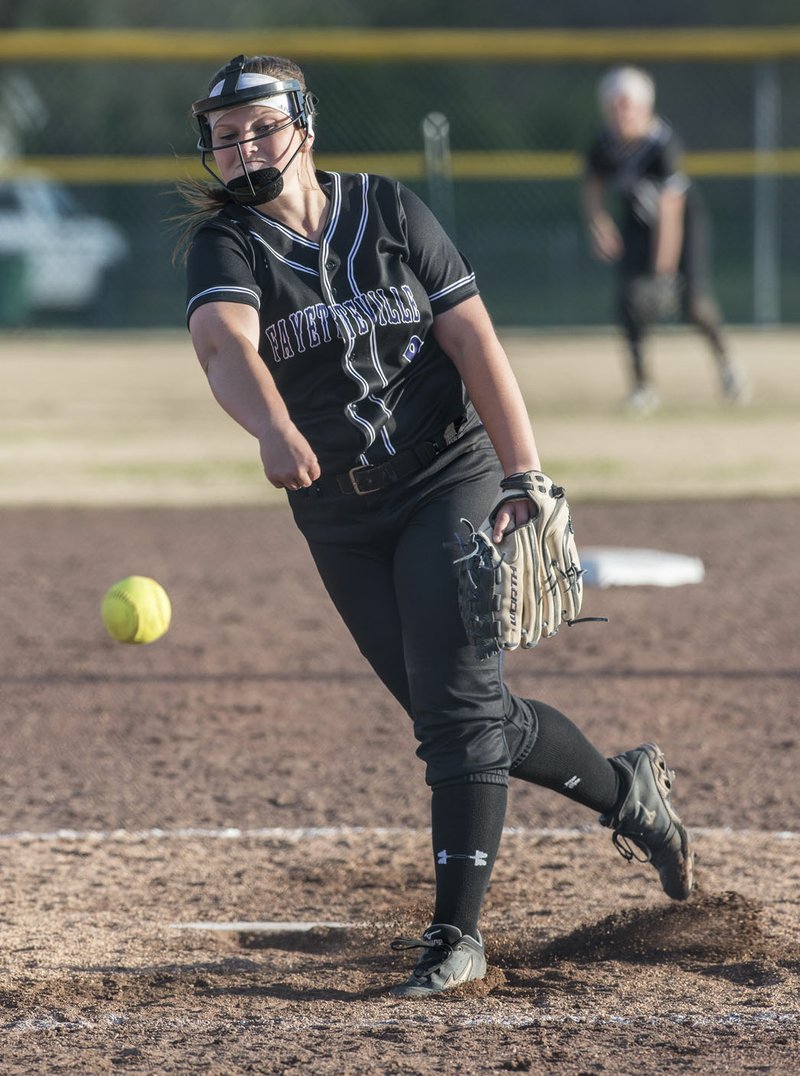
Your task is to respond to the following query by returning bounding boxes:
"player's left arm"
[654,186,686,276]
[653,128,689,277]
[434,294,540,540]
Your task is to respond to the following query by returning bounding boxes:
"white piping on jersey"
[248,230,320,278]
[345,175,369,294]
[604,118,688,190]
[380,427,395,455]
[319,172,378,457]
[186,284,261,317]
[246,207,320,250]
[349,174,397,458]
[663,172,691,195]
[428,272,476,303]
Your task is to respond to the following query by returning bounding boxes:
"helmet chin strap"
[221,128,311,206]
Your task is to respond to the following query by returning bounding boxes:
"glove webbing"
[454,520,607,631]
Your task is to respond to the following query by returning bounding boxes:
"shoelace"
[390,935,447,953]
[611,829,653,864]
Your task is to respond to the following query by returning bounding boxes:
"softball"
[101,575,172,645]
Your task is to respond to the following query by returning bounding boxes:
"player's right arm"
[582,174,623,263]
[189,301,320,489]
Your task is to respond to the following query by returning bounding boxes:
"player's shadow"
[185,933,391,1001]
[235,926,353,954]
[196,974,389,1003]
[65,952,390,1003]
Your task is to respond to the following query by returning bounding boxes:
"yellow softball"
[101,575,172,644]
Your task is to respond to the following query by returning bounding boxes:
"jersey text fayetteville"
[264,285,422,362]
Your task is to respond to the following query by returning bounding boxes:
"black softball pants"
[287,426,537,789]
[288,427,622,935]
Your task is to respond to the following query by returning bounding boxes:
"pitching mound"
[538,890,768,964]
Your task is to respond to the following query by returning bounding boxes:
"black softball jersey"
[585,119,693,233]
[186,171,479,475]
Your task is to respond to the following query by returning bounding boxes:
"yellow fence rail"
[4,149,800,185]
[3,27,796,183]
[1,26,800,62]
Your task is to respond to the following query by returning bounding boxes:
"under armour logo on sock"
[437,849,488,866]
[564,775,581,789]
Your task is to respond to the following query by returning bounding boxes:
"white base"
[581,547,705,588]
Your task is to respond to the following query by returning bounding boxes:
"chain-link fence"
[0,29,798,328]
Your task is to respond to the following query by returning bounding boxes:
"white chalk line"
[6,1009,799,1035]
[169,920,360,932]
[0,824,797,844]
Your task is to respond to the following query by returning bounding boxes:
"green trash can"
[0,252,31,327]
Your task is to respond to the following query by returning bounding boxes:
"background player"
[180,54,694,998]
[582,65,748,414]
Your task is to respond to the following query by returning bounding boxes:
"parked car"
[0,173,128,317]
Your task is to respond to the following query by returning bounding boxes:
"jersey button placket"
[323,257,338,299]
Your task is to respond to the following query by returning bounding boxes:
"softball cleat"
[389,923,486,998]
[622,386,660,416]
[719,360,751,405]
[600,742,694,901]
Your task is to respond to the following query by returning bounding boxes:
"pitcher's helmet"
[191,54,316,205]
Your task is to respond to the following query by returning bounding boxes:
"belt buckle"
[347,464,380,495]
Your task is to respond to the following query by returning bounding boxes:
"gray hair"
[597,66,656,110]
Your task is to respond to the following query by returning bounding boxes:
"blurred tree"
[6,0,800,28]
[3,1,796,329]
[0,0,26,27]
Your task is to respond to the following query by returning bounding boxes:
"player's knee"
[685,294,720,330]
[413,716,512,788]
[619,288,646,336]
[505,700,538,770]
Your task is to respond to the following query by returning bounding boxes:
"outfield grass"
[0,327,797,504]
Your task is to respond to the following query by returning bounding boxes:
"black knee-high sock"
[629,337,647,389]
[509,701,620,813]
[430,782,507,939]
[687,296,729,364]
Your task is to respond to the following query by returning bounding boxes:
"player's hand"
[590,215,623,263]
[258,422,321,490]
[492,497,533,543]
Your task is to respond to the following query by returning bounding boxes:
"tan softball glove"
[455,470,598,658]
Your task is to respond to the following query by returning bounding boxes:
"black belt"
[312,416,468,497]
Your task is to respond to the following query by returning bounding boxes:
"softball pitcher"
[180,54,694,998]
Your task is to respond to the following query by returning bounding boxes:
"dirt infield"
[2,327,800,505]
[1,497,798,1073]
